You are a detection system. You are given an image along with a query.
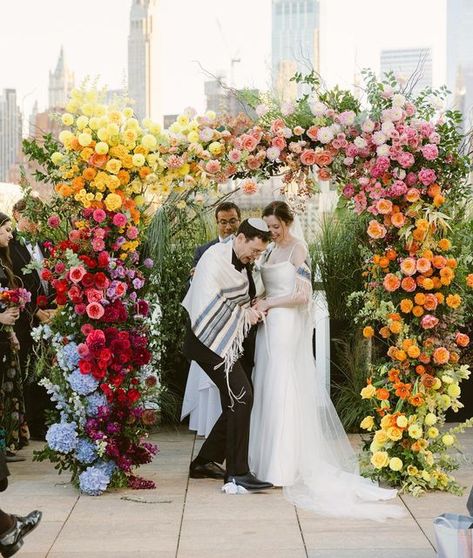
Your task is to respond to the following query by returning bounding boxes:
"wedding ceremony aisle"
[3,426,473,557]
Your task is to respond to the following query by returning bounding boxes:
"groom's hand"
[247,307,262,325]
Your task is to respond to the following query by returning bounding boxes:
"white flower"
[282,127,293,138]
[310,101,327,116]
[362,119,375,133]
[317,126,334,144]
[266,147,280,161]
[428,95,444,110]
[381,121,395,135]
[390,106,403,121]
[392,94,406,107]
[372,131,387,145]
[281,101,295,116]
[376,144,390,157]
[255,104,269,117]
[354,136,367,149]
[382,85,394,98]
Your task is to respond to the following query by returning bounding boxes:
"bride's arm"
[254,244,312,311]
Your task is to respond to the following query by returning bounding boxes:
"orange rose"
[391,212,406,228]
[379,256,390,268]
[373,254,381,265]
[407,345,421,358]
[438,238,451,251]
[383,273,401,292]
[446,294,461,309]
[435,292,445,304]
[414,293,426,305]
[412,305,424,317]
[72,176,86,191]
[416,258,432,274]
[421,374,436,388]
[406,188,420,202]
[400,257,416,276]
[456,333,470,347]
[450,352,460,363]
[117,169,131,185]
[440,267,455,285]
[402,338,414,350]
[400,299,414,313]
[389,321,402,334]
[363,326,375,339]
[379,326,391,339]
[413,228,427,242]
[446,258,458,269]
[376,199,393,215]
[467,274,473,288]
[376,388,390,400]
[386,248,397,261]
[432,255,447,269]
[422,249,434,260]
[317,168,331,181]
[313,150,334,167]
[401,277,417,292]
[419,352,431,364]
[82,167,97,181]
[433,194,445,207]
[427,183,441,197]
[433,347,450,365]
[367,220,387,239]
[387,346,398,359]
[432,277,442,289]
[422,278,434,290]
[415,365,426,375]
[423,293,439,311]
[394,349,407,362]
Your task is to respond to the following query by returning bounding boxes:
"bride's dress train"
[249,249,405,521]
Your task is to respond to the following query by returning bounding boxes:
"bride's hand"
[254,299,270,313]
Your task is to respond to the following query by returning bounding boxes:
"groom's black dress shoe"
[0,510,42,557]
[190,461,225,479]
[225,472,273,491]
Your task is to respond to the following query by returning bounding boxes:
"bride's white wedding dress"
[249,241,405,521]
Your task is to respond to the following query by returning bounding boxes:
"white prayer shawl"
[182,240,252,406]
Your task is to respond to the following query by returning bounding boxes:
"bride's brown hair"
[261,201,294,225]
[0,213,18,288]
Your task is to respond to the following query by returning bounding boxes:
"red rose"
[97,252,110,268]
[82,273,95,288]
[41,269,53,282]
[56,293,67,305]
[127,389,140,404]
[36,295,48,308]
[79,360,92,374]
[94,272,110,289]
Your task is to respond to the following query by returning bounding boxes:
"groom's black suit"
[183,249,256,476]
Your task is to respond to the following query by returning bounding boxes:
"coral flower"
[423,293,438,311]
[455,333,470,347]
[391,212,405,228]
[376,199,393,214]
[367,220,387,239]
[432,255,447,269]
[406,188,420,202]
[376,388,390,400]
[401,277,417,292]
[416,258,431,273]
[433,347,450,365]
[400,257,416,276]
[383,273,401,292]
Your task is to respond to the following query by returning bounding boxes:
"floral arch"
[23,70,473,496]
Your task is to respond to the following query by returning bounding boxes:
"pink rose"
[47,215,61,228]
[300,149,317,166]
[421,144,439,161]
[92,238,105,252]
[241,135,258,152]
[205,160,221,174]
[418,168,437,186]
[306,126,319,141]
[93,209,107,223]
[113,213,128,227]
[126,226,138,240]
[342,184,355,198]
[86,302,105,320]
[228,149,242,163]
[74,303,87,315]
[397,152,415,169]
[81,323,94,336]
[86,289,104,303]
[55,262,66,274]
[420,314,439,330]
[405,102,416,117]
[69,266,87,284]
[77,343,90,358]
[272,136,287,150]
[114,282,127,297]
[69,230,81,242]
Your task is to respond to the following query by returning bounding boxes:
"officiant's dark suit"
[183,221,272,490]
[9,232,53,439]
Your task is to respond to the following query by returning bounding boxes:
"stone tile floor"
[2,426,473,557]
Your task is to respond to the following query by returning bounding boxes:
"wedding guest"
[10,199,53,441]
[0,451,42,557]
[0,213,29,458]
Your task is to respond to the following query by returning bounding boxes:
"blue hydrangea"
[85,393,108,417]
[79,466,110,496]
[46,422,78,453]
[75,439,97,464]
[67,369,99,396]
[57,343,80,372]
[95,460,117,478]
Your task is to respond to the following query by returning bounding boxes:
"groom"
[182,218,273,491]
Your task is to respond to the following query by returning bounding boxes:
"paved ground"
[3,426,473,557]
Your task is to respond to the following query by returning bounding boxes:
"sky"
[0,0,448,124]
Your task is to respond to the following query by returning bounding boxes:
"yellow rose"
[380,415,392,430]
[408,424,423,439]
[59,130,74,144]
[76,115,89,130]
[396,415,408,428]
[389,457,403,471]
[427,427,439,439]
[125,118,140,130]
[177,114,189,127]
[132,153,145,167]
[432,378,442,390]
[141,134,157,149]
[65,101,79,113]
[407,465,419,476]
[78,133,92,147]
[442,434,455,446]
[51,152,64,165]
[209,141,223,156]
[97,128,109,142]
[439,394,451,409]
[81,103,95,117]
[387,427,403,441]
[105,159,122,174]
[424,413,437,426]
[88,117,100,130]
[370,451,390,469]
[95,142,109,155]
[424,450,434,466]
[373,430,388,445]
[421,470,431,481]
[187,131,200,143]
[104,193,122,211]
[107,123,120,136]
[169,122,182,133]
[123,129,137,144]
[447,383,461,398]
[61,113,74,126]
[360,384,376,399]
[360,416,375,431]
[123,107,134,118]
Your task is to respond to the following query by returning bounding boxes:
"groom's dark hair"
[215,201,241,220]
[237,219,271,243]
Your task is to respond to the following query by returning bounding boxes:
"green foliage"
[22,135,61,184]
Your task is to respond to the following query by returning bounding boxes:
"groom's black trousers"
[195,357,253,476]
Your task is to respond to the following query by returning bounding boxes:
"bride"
[249,201,404,521]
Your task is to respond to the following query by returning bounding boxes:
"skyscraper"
[380,48,433,96]
[128,0,158,121]
[272,0,320,101]
[0,89,22,182]
[446,0,473,132]
[48,47,75,109]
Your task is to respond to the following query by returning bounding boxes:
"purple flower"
[143,258,154,269]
